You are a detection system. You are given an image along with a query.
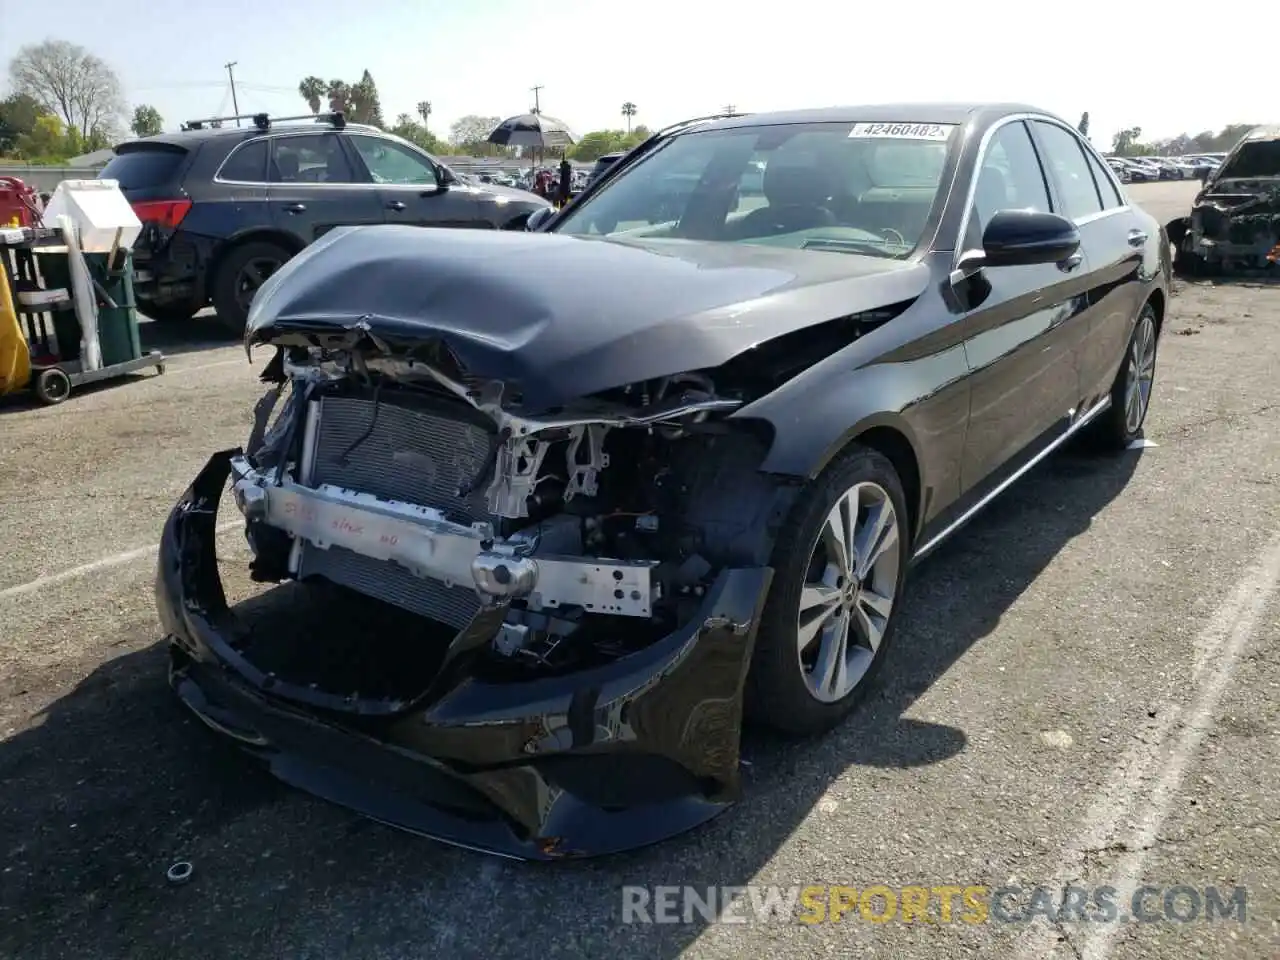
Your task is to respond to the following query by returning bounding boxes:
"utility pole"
[723,104,736,114]
[225,61,241,126]
[530,85,543,115]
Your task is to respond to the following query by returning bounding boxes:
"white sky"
[1,0,1273,149]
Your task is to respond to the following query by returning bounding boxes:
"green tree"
[416,100,431,126]
[130,104,163,137]
[298,76,326,114]
[16,113,68,160]
[391,113,446,154]
[350,70,384,127]
[0,92,46,154]
[569,128,645,162]
[8,39,124,140]
[621,101,637,133]
[1111,126,1148,156]
[1078,112,1089,137]
[326,79,352,114]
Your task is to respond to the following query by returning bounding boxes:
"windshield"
[553,120,956,258]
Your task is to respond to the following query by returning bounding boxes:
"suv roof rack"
[181,111,347,132]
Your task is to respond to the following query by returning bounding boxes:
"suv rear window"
[98,148,186,190]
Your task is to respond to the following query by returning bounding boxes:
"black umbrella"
[487,113,578,149]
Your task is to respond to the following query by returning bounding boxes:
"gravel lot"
[1,181,1276,960]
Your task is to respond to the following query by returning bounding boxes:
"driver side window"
[967,121,1051,247]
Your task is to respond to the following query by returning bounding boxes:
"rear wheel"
[747,445,910,735]
[212,241,291,336]
[33,367,71,405]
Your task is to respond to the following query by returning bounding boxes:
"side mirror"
[526,206,555,232]
[981,209,1080,268]
[951,210,1081,283]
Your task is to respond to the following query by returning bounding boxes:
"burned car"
[1168,125,1280,276]
[158,104,1169,859]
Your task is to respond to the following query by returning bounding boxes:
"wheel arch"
[748,409,927,543]
[206,229,305,295]
[1145,287,1166,336]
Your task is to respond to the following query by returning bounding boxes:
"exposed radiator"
[296,391,496,629]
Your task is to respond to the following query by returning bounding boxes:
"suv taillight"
[130,199,192,230]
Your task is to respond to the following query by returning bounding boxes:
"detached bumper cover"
[157,450,773,859]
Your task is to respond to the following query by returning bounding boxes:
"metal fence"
[0,166,101,193]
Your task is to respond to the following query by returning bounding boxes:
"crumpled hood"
[247,224,929,409]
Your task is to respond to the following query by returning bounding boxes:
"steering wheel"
[879,227,907,247]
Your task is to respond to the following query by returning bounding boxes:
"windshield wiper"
[800,238,892,256]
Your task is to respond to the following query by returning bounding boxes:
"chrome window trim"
[951,112,1130,265]
[213,129,374,187]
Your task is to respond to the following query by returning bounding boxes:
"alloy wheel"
[1124,311,1157,434]
[796,481,902,703]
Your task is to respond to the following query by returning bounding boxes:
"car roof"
[113,121,383,152]
[695,102,1058,132]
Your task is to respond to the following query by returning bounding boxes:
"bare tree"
[8,39,125,139]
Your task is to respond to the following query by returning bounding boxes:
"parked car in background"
[586,151,626,186]
[1107,157,1156,182]
[1105,157,1133,183]
[161,101,1169,859]
[99,112,552,332]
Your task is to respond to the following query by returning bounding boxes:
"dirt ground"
[1,181,1277,960]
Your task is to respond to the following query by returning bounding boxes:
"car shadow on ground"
[0,444,1141,959]
[138,309,239,358]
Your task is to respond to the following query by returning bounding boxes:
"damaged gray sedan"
[157,103,1168,858]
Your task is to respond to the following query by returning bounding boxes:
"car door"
[956,119,1092,493]
[346,134,485,229]
[1031,121,1149,405]
[266,132,384,242]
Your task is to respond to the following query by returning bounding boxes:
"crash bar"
[229,457,655,618]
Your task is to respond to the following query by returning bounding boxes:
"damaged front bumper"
[158,450,772,859]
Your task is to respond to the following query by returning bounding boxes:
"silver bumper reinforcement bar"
[229,456,656,618]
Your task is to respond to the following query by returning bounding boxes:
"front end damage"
[158,339,791,858]
[1169,131,1280,276]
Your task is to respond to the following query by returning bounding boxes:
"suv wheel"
[212,241,291,335]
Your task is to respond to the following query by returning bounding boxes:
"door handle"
[282,203,306,214]
[1127,229,1148,247]
[386,200,406,211]
[1058,252,1083,272]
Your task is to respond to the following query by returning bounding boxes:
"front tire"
[211,241,291,336]
[747,445,910,735]
[1092,301,1158,451]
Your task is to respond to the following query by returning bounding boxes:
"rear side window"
[217,139,269,182]
[1082,148,1124,208]
[98,148,186,190]
[1031,121,1103,220]
[269,134,358,184]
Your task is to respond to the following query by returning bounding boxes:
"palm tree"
[298,76,326,114]
[621,101,637,133]
[416,101,432,127]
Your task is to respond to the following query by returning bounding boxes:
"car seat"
[735,161,837,237]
